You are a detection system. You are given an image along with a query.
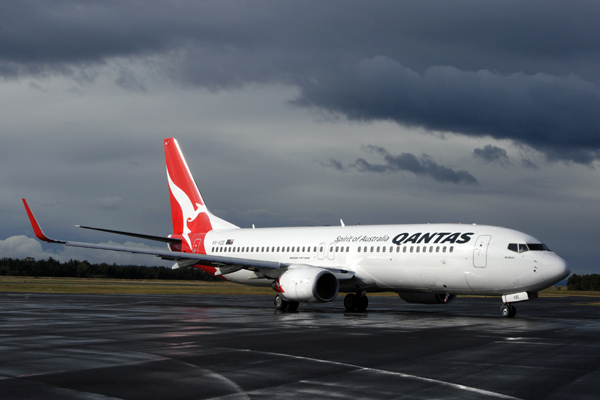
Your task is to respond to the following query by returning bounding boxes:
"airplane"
[23,138,570,317]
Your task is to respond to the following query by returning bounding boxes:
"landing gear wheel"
[344,293,358,311]
[344,293,368,312]
[274,295,299,312]
[508,305,516,318]
[500,303,516,318]
[274,295,289,310]
[356,295,369,312]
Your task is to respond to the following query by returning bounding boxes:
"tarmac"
[1,292,600,399]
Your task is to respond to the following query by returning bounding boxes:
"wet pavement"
[1,292,600,399]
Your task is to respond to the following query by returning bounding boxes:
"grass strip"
[0,276,597,297]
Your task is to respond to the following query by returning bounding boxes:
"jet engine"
[398,292,457,304]
[277,267,339,303]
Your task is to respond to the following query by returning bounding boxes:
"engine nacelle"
[398,292,457,304]
[277,266,339,303]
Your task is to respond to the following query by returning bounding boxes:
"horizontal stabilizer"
[76,225,181,244]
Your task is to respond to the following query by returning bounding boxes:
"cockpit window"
[527,243,550,251]
[508,243,551,253]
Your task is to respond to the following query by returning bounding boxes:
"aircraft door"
[193,238,202,254]
[473,235,491,268]
[317,242,326,260]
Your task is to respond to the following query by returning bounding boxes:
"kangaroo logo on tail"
[166,169,209,248]
[164,138,238,250]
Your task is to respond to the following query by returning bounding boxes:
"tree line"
[0,257,219,281]
[567,274,600,291]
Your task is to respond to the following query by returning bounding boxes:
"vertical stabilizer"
[164,138,238,242]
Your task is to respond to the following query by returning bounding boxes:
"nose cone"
[542,253,570,284]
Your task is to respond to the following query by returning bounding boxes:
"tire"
[287,301,299,312]
[500,304,510,317]
[508,305,517,318]
[274,295,289,310]
[356,295,369,312]
[344,293,357,311]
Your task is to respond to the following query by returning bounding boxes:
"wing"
[23,199,280,272]
[23,199,354,279]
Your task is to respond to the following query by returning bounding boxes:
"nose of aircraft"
[542,253,570,283]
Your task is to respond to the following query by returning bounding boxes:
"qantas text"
[392,232,474,245]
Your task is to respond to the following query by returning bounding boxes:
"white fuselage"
[202,223,569,296]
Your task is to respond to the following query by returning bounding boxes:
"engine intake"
[277,266,339,303]
[398,292,457,304]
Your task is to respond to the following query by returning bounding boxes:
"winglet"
[22,199,65,244]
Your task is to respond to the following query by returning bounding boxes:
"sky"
[1,1,599,275]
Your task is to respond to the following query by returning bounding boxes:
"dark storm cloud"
[323,146,478,185]
[2,1,600,163]
[293,58,600,165]
[474,145,510,167]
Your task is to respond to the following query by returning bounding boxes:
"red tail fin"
[164,138,237,241]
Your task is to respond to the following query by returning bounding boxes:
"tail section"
[164,138,237,244]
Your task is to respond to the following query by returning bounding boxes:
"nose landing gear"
[500,303,516,318]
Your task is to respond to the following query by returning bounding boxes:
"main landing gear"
[500,303,517,318]
[344,293,369,312]
[274,295,299,312]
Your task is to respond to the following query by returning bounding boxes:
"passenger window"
[519,244,528,253]
[450,246,454,253]
[335,246,339,252]
[436,246,439,253]
[377,246,380,252]
[410,246,414,253]
[382,246,385,253]
[429,246,433,253]
[370,246,374,252]
[357,246,361,253]
[403,246,406,253]
[443,246,446,253]
[346,246,349,252]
